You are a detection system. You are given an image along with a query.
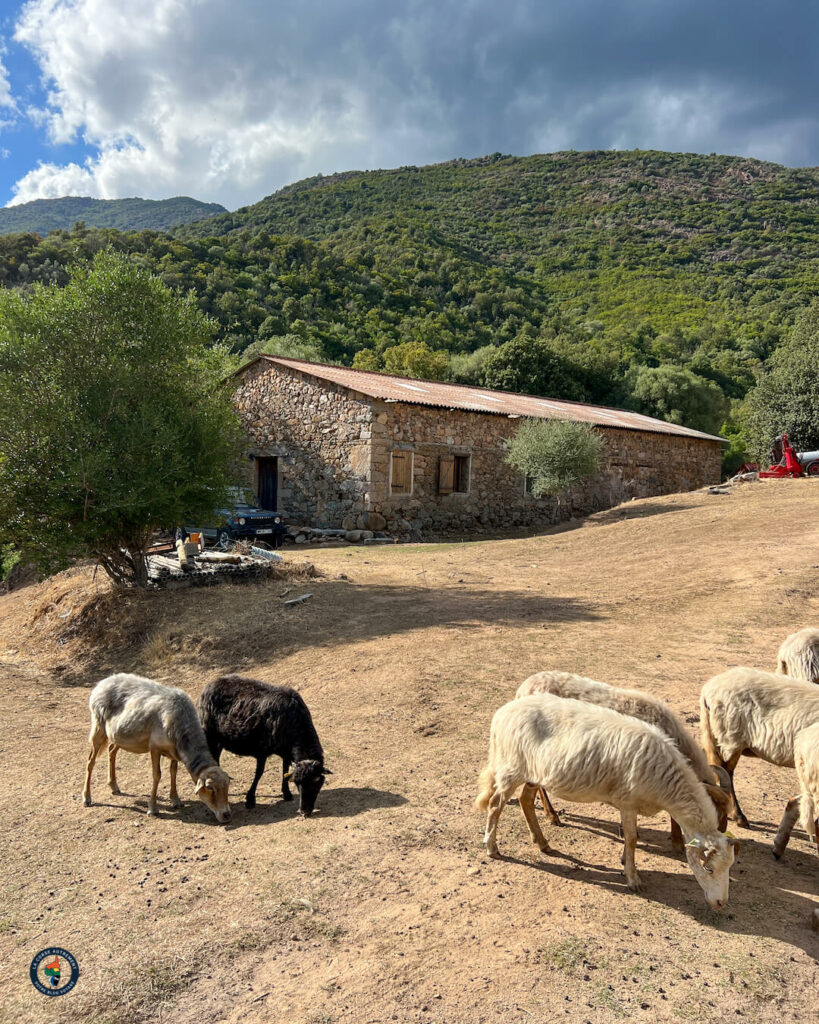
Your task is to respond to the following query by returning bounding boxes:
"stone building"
[233,356,723,537]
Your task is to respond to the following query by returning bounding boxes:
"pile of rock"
[285,521,394,546]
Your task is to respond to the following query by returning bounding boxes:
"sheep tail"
[475,763,496,814]
[699,694,722,766]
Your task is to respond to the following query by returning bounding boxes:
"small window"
[390,450,412,494]
[454,454,470,493]
[524,474,536,496]
[439,453,470,494]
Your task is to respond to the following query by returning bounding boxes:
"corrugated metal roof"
[237,356,724,443]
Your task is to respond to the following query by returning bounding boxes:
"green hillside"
[0,195,226,236]
[1,150,819,455]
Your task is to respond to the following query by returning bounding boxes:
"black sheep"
[197,674,330,815]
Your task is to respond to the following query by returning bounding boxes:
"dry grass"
[0,480,817,1024]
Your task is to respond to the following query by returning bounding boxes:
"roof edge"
[234,355,725,444]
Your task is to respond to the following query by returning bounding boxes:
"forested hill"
[0,195,226,236]
[2,149,819,456]
[178,149,819,334]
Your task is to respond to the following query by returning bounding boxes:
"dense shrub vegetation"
[1,149,818,457]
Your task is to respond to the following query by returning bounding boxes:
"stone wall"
[234,362,722,537]
[367,401,722,537]
[234,361,374,526]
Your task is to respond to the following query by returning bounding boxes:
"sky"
[0,0,816,210]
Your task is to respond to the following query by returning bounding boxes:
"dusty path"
[0,480,817,1024]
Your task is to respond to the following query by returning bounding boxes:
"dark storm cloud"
[10,0,818,206]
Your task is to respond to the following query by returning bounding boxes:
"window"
[439,453,470,494]
[524,474,536,496]
[390,450,413,494]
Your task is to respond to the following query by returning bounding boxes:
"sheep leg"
[721,750,750,828]
[148,749,162,816]
[538,787,562,827]
[168,760,182,809]
[519,784,552,853]
[83,727,108,806]
[246,757,267,809]
[483,782,517,859]
[281,757,293,801]
[772,796,801,860]
[107,744,122,795]
[669,817,685,854]
[620,809,642,892]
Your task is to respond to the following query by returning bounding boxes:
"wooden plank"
[438,454,455,494]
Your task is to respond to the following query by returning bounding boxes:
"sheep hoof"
[170,798,182,809]
[549,818,563,828]
[82,794,91,806]
[146,806,158,817]
[627,875,643,893]
[245,796,256,809]
[485,844,501,859]
[109,785,121,795]
[537,842,552,855]
[736,815,750,829]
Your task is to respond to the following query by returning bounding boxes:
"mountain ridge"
[0,195,227,236]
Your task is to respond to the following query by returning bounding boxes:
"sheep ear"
[194,779,204,793]
[323,768,333,775]
[283,769,294,780]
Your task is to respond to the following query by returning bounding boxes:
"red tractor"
[759,434,819,478]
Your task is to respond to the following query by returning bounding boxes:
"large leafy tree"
[629,364,728,436]
[482,332,586,400]
[0,251,243,587]
[744,302,819,459]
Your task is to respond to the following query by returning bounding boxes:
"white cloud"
[9,0,819,207]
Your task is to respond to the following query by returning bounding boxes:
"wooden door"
[257,457,278,510]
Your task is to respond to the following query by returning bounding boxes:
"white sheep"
[83,673,232,822]
[776,628,819,683]
[516,671,730,847]
[771,721,819,859]
[476,694,738,908]
[700,667,819,830]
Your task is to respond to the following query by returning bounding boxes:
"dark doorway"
[257,457,278,510]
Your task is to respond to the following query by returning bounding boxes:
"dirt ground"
[0,479,817,1024]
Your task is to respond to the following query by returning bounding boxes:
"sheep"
[776,628,819,683]
[197,674,330,816]
[771,722,819,859]
[476,694,738,908]
[516,671,731,848]
[700,667,819,829]
[82,673,231,822]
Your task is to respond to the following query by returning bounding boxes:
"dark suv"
[176,490,287,549]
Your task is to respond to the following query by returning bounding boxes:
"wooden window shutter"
[438,454,455,494]
[391,451,410,493]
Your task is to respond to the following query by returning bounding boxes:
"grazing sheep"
[700,667,819,829]
[771,722,819,859]
[476,694,738,908]
[83,673,231,822]
[197,674,330,816]
[516,671,730,847]
[777,628,819,683]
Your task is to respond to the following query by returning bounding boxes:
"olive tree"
[0,251,243,587]
[505,418,604,504]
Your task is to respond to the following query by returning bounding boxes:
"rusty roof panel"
[240,356,723,443]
